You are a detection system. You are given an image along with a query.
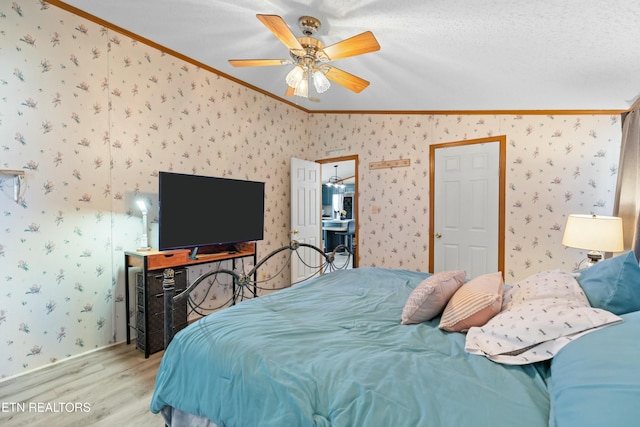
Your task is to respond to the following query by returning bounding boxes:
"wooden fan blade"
[323,31,380,61]
[228,59,287,67]
[257,14,303,51]
[325,66,370,93]
[285,86,320,101]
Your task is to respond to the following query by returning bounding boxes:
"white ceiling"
[56,0,640,112]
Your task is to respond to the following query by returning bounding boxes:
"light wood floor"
[0,343,165,426]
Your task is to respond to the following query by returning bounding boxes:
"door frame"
[428,135,506,274]
[316,154,359,268]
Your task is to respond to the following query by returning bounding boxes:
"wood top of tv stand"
[125,242,256,271]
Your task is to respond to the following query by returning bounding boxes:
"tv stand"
[124,242,257,356]
[189,243,241,260]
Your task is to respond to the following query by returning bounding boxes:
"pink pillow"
[401,270,466,324]
[439,272,504,332]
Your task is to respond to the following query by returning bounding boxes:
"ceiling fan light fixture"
[285,65,304,88]
[293,76,308,97]
[312,69,331,93]
[230,15,380,98]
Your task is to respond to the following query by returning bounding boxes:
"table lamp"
[136,199,151,251]
[562,214,624,267]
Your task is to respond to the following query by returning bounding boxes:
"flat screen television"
[158,172,265,253]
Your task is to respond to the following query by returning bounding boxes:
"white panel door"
[290,157,322,284]
[433,142,500,279]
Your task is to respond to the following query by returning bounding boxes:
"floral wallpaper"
[1,0,306,379]
[0,0,623,379]
[307,114,621,278]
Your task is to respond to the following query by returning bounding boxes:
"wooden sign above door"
[368,159,411,170]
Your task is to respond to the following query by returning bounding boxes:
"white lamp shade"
[312,70,331,93]
[285,66,304,88]
[136,199,148,214]
[293,78,308,97]
[562,214,624,252]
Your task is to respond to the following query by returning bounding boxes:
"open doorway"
[317,155,358,268]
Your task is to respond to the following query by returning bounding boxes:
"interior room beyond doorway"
[318,156,358,268]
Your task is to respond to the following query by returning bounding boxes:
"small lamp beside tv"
[136,199,151,251]
[562,214,624,267]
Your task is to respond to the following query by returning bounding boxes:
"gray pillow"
[401,270,466,324]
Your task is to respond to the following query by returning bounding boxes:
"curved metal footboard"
[162,240,354,348]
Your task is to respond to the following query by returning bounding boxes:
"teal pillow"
[576,251,640,315]
[550,311,640,427]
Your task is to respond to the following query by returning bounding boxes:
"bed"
[150,249,640,427]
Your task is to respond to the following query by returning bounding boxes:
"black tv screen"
[158,172,265,251]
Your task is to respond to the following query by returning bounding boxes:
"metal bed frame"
[161,240,354,348]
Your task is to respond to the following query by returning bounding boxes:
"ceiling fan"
[228,14,380,99]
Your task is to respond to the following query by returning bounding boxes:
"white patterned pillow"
[401,270,466,325]
[465,269,622,365]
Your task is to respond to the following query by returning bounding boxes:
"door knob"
[435,233,442,239]
[291,229,299,235]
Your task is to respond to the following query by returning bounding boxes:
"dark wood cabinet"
[135,269,188,356]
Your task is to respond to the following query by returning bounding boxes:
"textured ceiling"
[54,0,640,112]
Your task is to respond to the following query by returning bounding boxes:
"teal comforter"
[151,267,550,426]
